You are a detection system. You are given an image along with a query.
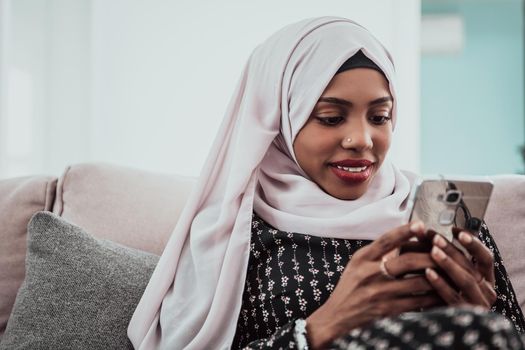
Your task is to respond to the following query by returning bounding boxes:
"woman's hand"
[423,229,497,310]
[305,222,441,349]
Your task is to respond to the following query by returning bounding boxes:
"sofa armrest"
[485,175,525,309]
[0,175,57,336]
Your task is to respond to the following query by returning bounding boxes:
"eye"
[315,116,345,126]
[369,115,392,125]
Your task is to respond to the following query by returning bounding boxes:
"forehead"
[320,68,392,101]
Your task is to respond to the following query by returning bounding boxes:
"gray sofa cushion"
[0,212,158,350]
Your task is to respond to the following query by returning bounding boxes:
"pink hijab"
[128,16,415,349]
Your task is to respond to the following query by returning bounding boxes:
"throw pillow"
[0,212,159,350]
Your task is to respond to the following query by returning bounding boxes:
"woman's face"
[293,68,393,200]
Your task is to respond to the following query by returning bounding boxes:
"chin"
[336,191,365,201]
[325,186,367,201]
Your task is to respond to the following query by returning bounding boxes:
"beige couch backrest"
[52,163,196,255]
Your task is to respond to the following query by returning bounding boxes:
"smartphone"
[407,178,493,242]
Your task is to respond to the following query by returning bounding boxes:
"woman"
[128,17,525,349]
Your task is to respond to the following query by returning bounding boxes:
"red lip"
[330,159,373,167]
[329,159,374,184]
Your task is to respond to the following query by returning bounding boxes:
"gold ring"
[380,256,395,280]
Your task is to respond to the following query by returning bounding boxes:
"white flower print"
[401,331,414,342]
[313,288,322,301]
[281,276,289,287]
[308,267,319,275]
[379,319,402,336]
[452,313,473,326]
[265,266,272,277]
[262,309,269,322]
[294,274,304,283]
[427,322,441,335]
[463,330,479,345]
[298,298,307,311]
[435,331,454,346]
[267,280,275,291]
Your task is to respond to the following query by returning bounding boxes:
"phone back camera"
[444,190,462,205]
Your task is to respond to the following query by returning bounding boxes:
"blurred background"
[0,0,523,179]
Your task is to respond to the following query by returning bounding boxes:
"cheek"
[298,129,335,156]
[294,127,337,167]
[374,129,392,157]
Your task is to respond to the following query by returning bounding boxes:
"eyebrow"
[317,96,393,107]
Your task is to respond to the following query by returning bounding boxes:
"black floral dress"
[231,212,525,349]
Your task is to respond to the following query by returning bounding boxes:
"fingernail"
[426,268,438,280]
[459,232,473,244]
[410,221,424,233]
[433,234,447,249]
[432,246,447,261]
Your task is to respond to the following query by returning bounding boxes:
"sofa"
[1,162,525,347]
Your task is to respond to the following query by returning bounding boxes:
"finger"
[452,227,477,243]
[384,252,437,277]
[356,261,388,285]
[373,275,435,299]
[430,246,489,307]
[367,221,423,260]
[479,279,498,306]
[452,226,465,238]
[457,231,496,286]
[425,268,466,306]
[432,234,482,282]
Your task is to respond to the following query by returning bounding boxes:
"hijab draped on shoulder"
[128,16,416,349]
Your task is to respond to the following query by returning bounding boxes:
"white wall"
[0,0,49,178]
[0,0,421,178]
[388,3,421,173]
[0,0,91,178]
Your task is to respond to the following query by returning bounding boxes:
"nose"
[341,119,373,152]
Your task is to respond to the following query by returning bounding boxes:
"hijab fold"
[128,17,416,349]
